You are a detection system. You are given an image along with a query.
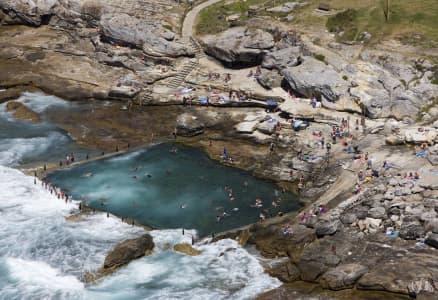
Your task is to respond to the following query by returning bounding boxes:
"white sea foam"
[0,131,68,166]
[15,92,74,113]
[0,166,281,299]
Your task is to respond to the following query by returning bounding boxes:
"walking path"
[182,0,223,38]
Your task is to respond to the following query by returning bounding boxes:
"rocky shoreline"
[1,0,438,299]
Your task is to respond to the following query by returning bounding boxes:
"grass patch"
[314,53,326,62]
[162,24,173,31]
[195,0,299,35]
[420,97,438,114]
[291,0,438,45]
[342,75,348,81]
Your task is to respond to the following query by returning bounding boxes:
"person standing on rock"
[321,137,325,149]
[269,142,275,154]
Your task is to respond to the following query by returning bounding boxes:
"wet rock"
[319,264,368,290]
[176,113,204,136]
[6,101,41,123]
[201,27,273,67]
[173,243,201,256]
[367,207,386,219]
[315,220,341,237]
[267,260,301,282]
[424,233,438,249]
[103,234,154,270]
[281,57,348,102]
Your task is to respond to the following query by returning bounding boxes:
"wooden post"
[386,0,390,21]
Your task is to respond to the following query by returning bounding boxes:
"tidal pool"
[48,143,301,236]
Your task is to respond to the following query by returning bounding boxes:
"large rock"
[201,27,274,67]
[100,13,193,58]
[176,113,204,136]
[6,101,41,123]
[281,57,348,102]
[257,69,283,89]
[103,234,154,270]
[367,207,386,219]
[173,243,201,256]
[319,264,368,290]
[315,220,341,237]
[0,0,64,26]
[261,46,301,70]
[403,128,437,144]
[257,118,278,134]
[266,2,304,13]
[235,121,259,134]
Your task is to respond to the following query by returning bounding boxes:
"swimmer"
[229,196,235,202]
[272,201,278,208]
[180,204,187,209]
[244,181,248,188]
[216,215,221,222]
[232,207,239,211]
[132,175,138,179]
[81,172,93,178]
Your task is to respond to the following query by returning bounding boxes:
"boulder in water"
[102,234,154,270]
[173,243,201,256]
[6,101,41,123]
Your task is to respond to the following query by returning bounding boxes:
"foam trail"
[0,132,68,166]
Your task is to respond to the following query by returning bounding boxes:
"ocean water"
[0,93,282,299]
[47,143,301,236]
[0,166,281,300]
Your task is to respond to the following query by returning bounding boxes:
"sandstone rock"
[385,135,405,145]
[408,279,436,298]
[367,207,386,219]
[418,175,438,190]
[173,243,201,256]
[103,234,154,270]
[235,121,259,134]
[201,27,273,67]
[424,218,438,233]
[399,222,425,240]
[100,13,193,58]
[403,128,437,144]
[257,118,278,134]
[176,113,204,136]
[427,144,438,166]
[261,46,301,70]
[6,101,41,123]
[340,213,357,225]
[319,264,368,290]
[315,220,341,237]
[109,86,140,98]
[267,260,301,282]
[257,69,283,89]
[281,57,348,102]
[291,158,311,172]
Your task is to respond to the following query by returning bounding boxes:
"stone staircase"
[167,59,198,89]
[190,37,206,58]
[167,38,205,89]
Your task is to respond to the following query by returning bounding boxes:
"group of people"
[299,204,328,223]
[40,178,70,204]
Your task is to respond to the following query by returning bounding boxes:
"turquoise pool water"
[47,143,301,236]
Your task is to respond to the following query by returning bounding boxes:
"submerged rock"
[173,243,201,256]
[6,101,41,123]
[103,234,154,270]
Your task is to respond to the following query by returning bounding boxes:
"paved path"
[182,0,223,38]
